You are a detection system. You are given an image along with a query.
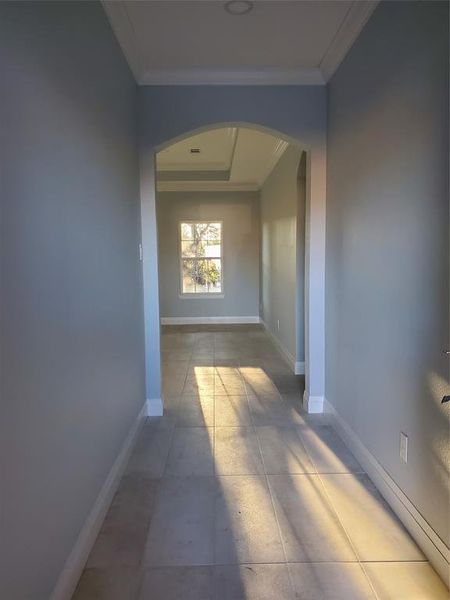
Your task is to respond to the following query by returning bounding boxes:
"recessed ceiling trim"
[157,161,230,172]
[258,139,289,186]
[228,128,239,174]
[320,0,380,81]
[139,68,325,86]
[227,127,239,170]
[157,170,230,182]
[157,181,259,193]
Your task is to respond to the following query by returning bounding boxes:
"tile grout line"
[297,431,381,600]
[242,368,299,600]
[238,334,377,597]
[135,344,191,596]
[156,328,433,598]
[140,558,431,569]
[160,346,190,478]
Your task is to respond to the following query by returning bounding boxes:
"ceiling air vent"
[224,1,253,16]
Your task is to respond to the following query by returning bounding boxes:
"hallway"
[74,326,446,599]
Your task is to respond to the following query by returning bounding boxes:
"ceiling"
[102,0,379,85]
[156,127,290,192]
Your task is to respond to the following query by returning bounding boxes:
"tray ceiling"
[156,126,290,192]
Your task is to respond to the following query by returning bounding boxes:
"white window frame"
[178,220,224,299]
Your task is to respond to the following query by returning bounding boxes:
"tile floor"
[73,325,448,599]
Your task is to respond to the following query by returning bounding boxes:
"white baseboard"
[302,390,324,413]
[260,319,301,375]
[146,397,163,416]
[161,316,260,325]
[324,398,450,587]
[295,361,305,375]
[50,401,148,600]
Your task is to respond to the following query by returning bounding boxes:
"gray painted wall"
[261,146,305,362]
[326,0,449,548]
[157,192,260,318]
[0,3,144,598]
[138,86,327,401]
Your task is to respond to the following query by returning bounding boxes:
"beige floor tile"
[363,562,448,600]
[87,474,159,568]
[74,325,428,597]
[215,395,252,426]
[73,567,141,600]
[215,376,247,395]
[163,380,185,396]
[215,427,264,475]
[126,424,174,476]
[269,474,356,562]
[215,475,285,564]
[215,350,241,360]
[215,564,294,600]
[183,375,215,395]
[175,394,214,427]
[165,427,214,476]
[162,366,187,378]
[139,566,214,600]
[143,477,215,567]
[215,366,242,377]
[297,425,363,473]
[247,394,296,426]
[320,474,424,561]
[288,563,375,599]
[256,426,315,474]
[188,366,215,377]
[167,349,192,361]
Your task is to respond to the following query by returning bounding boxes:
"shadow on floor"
[72,325,446,600]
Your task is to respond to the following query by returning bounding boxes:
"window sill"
[179,294,225,300]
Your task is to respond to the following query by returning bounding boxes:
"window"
[180,222,222,295]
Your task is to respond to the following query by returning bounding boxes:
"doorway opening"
[154,124,307,406]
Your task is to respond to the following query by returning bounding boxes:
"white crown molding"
[101,1,144,81]
[320,0,380,81]
[157,181,259,193]
[102,0,378,86]
[140,68,325,86]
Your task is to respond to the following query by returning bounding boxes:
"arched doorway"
[139,119,325,416]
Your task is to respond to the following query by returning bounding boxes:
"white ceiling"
[156,126,289,191]
[102,0,379,85]
[158,128,237,172]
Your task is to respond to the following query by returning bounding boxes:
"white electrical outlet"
[400,432,408,463]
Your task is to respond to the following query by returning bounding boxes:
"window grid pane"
[180,222,222,294]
